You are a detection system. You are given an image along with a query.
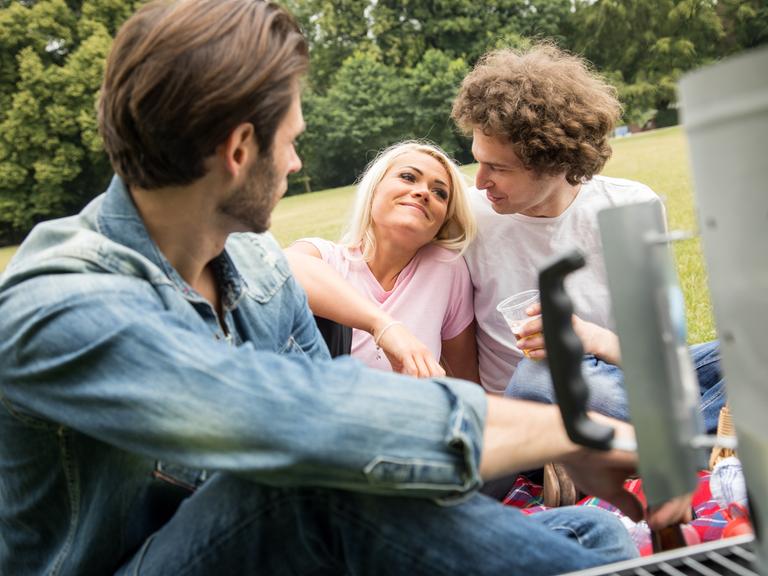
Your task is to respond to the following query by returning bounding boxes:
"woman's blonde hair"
[340,140,476,260]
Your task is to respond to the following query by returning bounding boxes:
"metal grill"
[563,535,759,576]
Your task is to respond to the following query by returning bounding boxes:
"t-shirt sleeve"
[294,237,343,271]
[441,255,475,341]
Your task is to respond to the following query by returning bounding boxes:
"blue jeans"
[115,473,637,575]
[505,341,725,434]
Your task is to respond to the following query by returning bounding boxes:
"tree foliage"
[0,0,141,244]
[570,0,724,125]
[1,0,766,242]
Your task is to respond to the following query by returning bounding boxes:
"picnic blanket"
[502,457,751,556]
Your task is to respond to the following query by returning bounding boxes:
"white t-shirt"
[465,175,662,393]
[300,238,475,372]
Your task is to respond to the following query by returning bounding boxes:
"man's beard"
[218,152,281,234]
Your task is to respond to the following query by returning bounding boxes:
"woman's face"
[370,150,452,248]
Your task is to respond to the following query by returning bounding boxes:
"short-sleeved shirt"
[299,239,475,371]
[465,175,663,393]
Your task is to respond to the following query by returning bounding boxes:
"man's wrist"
[593,328,621,365]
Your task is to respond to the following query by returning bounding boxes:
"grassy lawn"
[604,127,714,343]
[0,246,15,273]
[0,125,715,342]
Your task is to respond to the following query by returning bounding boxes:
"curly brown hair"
[451,44,621,185]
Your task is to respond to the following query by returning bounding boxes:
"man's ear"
[219,123,256,178]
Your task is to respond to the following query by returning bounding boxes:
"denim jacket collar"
[97,176,247,310]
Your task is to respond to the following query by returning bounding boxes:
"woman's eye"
[433,189,448,200]
[399,172,416,182]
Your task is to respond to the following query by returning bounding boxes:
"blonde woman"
[287,141,479,382]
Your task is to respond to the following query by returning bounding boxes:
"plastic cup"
[496,289,541,345]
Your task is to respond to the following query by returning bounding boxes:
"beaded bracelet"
[374,320,403,347]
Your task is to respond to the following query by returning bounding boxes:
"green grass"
[270,183,357,247]
[0,246,15,273]
[0,125,715,342]
[602,127,715,343]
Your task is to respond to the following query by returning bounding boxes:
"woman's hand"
[374,320,445,378]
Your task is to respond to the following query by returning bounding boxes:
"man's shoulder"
[585,174,659,205]
[225,232,293,299]
[1,203,168,294]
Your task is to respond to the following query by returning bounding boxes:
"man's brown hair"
[452,44,621,185]
[98,0,308,189]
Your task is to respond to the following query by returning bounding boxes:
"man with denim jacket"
[0,1,689,574]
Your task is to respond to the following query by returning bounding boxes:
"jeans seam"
[700,385,725,410]
[543,524,581,545]
[691,345,720,370]
[173,491,307,576]
[326,499,457,576]
[0,396,59,429]
[130,533,157,576]
[49,426,80,576]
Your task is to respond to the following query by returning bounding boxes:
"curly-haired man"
[452,44,724,502]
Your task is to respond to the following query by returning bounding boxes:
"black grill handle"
[538,250,614,451]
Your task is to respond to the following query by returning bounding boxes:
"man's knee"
[504,359,555,403]
[532,506,638,559]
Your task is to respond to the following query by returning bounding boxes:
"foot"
[543,462,578,507]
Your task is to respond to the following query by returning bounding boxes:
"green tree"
[405,49,470,161]
[0,0,139,244]
[284,0,373,93]
[717,0,768,55]
[295,47,473,193]
[369,0,571,68]
[297,49,410,192]
[571,0,723,124]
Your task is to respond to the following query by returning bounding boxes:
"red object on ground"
[722,503,754,538]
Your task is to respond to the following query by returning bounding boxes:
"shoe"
[542,462,577,507]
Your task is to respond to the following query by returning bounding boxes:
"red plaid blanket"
[501,470,745,556]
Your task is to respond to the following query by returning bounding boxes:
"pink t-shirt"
[299,238,474,372]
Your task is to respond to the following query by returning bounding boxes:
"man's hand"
[562,448,643,521]
[375,321,445,378]
[561,415,693,529]
[647,494,694,530]
[559,416,643,521]
[513,303,622,365]
[566,454,693,529]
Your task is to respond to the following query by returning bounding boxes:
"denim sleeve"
[283,273,333,362]
[0,274,486,501]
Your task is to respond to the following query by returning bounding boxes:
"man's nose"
[287,146,302,175]
[475,165,491,190]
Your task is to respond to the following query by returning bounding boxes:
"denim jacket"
[0,177,487,575]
